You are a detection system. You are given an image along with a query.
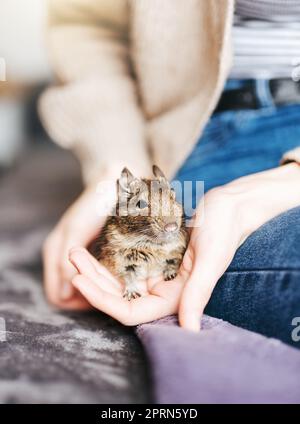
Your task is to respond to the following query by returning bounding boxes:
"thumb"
[179,242,235,332]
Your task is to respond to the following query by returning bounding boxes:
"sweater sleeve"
[38,0,152,184]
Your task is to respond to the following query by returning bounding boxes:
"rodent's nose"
[164,222,178,233]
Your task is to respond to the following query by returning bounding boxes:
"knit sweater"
[39,0,300,184]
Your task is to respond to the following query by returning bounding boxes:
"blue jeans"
[175,80,300,348]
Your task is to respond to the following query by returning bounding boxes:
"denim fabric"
[175,80,300,347]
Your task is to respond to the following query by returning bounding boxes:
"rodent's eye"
[136,200,148,209]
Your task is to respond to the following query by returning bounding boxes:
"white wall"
[0,0,51,84]
[0,0,52,165]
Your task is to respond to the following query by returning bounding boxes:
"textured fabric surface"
[0,146,151,404]
[137,316,300,404]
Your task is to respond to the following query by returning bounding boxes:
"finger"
[43,185,111,305]
[72,275,177,325]
[43,230,93,305]
[58,232,91,300]
[69,247,120,284]
[58,267,77,300]
[72,275,131,322]
[180,247,194,276]
[43,233,66,304]
[69,248,122,295]
[57,189,108,300]
[179,240,236,332]
[69,247,104,280]
[58,220,105,300]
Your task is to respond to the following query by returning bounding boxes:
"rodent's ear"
[152,165,167,181]
[119,167,140,195]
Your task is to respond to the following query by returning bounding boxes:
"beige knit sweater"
[39,0,300,184]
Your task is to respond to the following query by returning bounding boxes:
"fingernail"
[60,281,74,300]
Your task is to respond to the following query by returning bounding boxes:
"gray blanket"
[1,146,300,404]
[0,147,150,404]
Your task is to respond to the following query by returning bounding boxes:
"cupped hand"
[68,246,193,325]
[42,169,117,310]
[68,164,300,328]
[179,163,300,331]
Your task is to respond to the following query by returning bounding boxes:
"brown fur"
[93,166,189,300]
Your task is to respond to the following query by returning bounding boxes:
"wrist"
[225,164,300,236]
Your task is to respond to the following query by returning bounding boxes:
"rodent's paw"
[163,270,177,281]
[123,287,141,301]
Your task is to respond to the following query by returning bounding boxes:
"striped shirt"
[230,0,300,79]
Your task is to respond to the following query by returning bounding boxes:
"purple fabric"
[137,315,300,404]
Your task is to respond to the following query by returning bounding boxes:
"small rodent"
[93,165,189,301]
